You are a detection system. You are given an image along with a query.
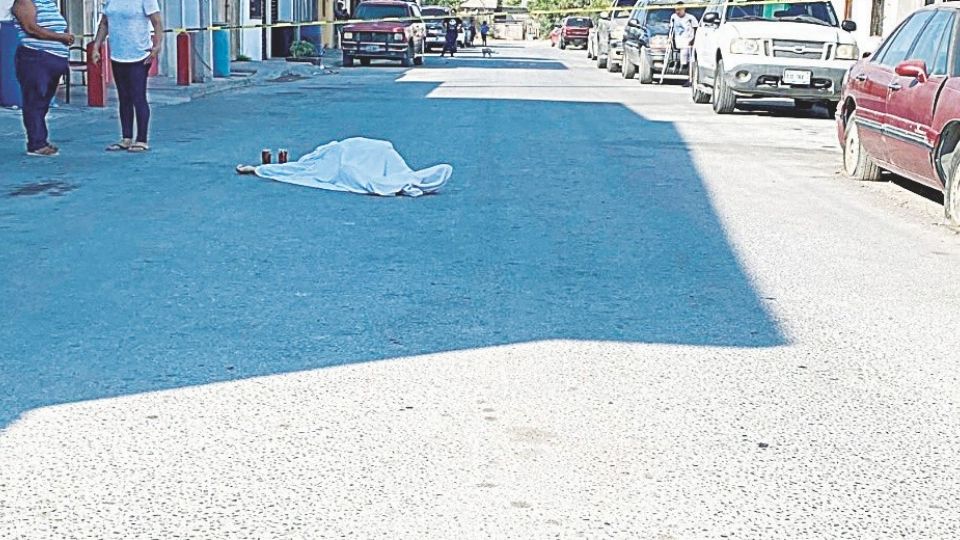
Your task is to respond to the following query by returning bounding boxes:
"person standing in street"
[91,0,162,153]
[440,17,458,57]
[11,0,75,157]
[669,2,697,85]
[480,21,489,47]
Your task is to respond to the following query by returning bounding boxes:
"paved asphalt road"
[2,42,960,538]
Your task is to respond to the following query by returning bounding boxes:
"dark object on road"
[758,442,770,448]
[340,1,426,68]
[481,47,494,58]
[838,3,960,226]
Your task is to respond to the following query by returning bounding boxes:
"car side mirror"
[895,59,928,83]
[627,18,640,27]
[702,12,720,26]
[841,19,857,32]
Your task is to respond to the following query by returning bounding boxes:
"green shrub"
[289,40,317,58]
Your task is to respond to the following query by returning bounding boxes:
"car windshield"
[725,1,838,26]
[613,0,637,19]
[565,17,592,27]
[421,7,449,17]
[356,3,409,19]
[646,5,706,31]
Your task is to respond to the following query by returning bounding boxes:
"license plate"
[782,69,812,85]
[362,44,382,52]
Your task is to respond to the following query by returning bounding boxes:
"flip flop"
[106,141,132,151]
[128,142,150,153]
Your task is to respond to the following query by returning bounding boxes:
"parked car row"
[556,0,960,225]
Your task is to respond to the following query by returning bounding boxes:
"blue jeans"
[14,46,68,152]
[111,59,151,143]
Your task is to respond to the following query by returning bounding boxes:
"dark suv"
[622,0,704,83]
[559,16,593,49]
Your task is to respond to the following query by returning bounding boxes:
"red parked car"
[838,4,960,224]
[341,0,426,67]
[558,16,593,50]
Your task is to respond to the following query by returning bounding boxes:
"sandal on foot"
[26,145,59,157]
[106,141,132,151]
[128,142,150,153]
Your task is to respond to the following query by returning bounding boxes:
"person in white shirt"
[91,0,162,152]
[669,2,698,71]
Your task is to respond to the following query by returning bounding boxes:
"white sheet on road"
[253,138,453,197]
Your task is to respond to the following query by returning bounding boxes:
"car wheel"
[691,59,710,103]
[825,101,839,119]
[711,60,736,114]
[360,57,371,66]
[596,52,607,69]
[638,47,653,84]
[607,55,620,72]
[622,53,637,79]
[342,53,355,67]
[842,113,883,182]
[401,45,414,67]
[946,156,960,226]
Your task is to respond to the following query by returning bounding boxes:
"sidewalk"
[0,56,342,141]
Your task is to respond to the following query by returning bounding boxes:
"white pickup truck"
[690,0,860,116]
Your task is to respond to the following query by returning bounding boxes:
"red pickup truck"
[838,4,960,225]
[558,16,592,50]
[341,1,426,67]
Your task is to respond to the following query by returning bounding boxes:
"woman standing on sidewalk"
[11,0,75,157]
[91,0,162,152]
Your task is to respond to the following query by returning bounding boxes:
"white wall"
[241,0,262,60]
[1,0,13,21]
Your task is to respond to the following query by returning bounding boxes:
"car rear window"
[421,7,450,16]
[356,3,409,19]
[565,17,592,27]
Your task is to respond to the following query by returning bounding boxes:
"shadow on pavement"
[0,70,785,428]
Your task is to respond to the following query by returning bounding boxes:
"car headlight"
[835,44,859,60]
[729,38,762,55]
[393,32,405,41]
[649,34,669,49]
[343,32,354,40]
[610,29,624,41]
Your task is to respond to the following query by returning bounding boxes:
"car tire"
[401,45,414,67]
[638,47,653,84]
[711,60,736,114]
[825,101,839,119]
[342,53,355,67]
[946,156,960,226]
[622,53,637,79]
[691,59,710,103]
[842,114,883,182]
[607,54,620,73]
[360,57,371,66]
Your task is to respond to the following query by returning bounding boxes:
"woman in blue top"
[11,0,75,157]
[91,0,163,152]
